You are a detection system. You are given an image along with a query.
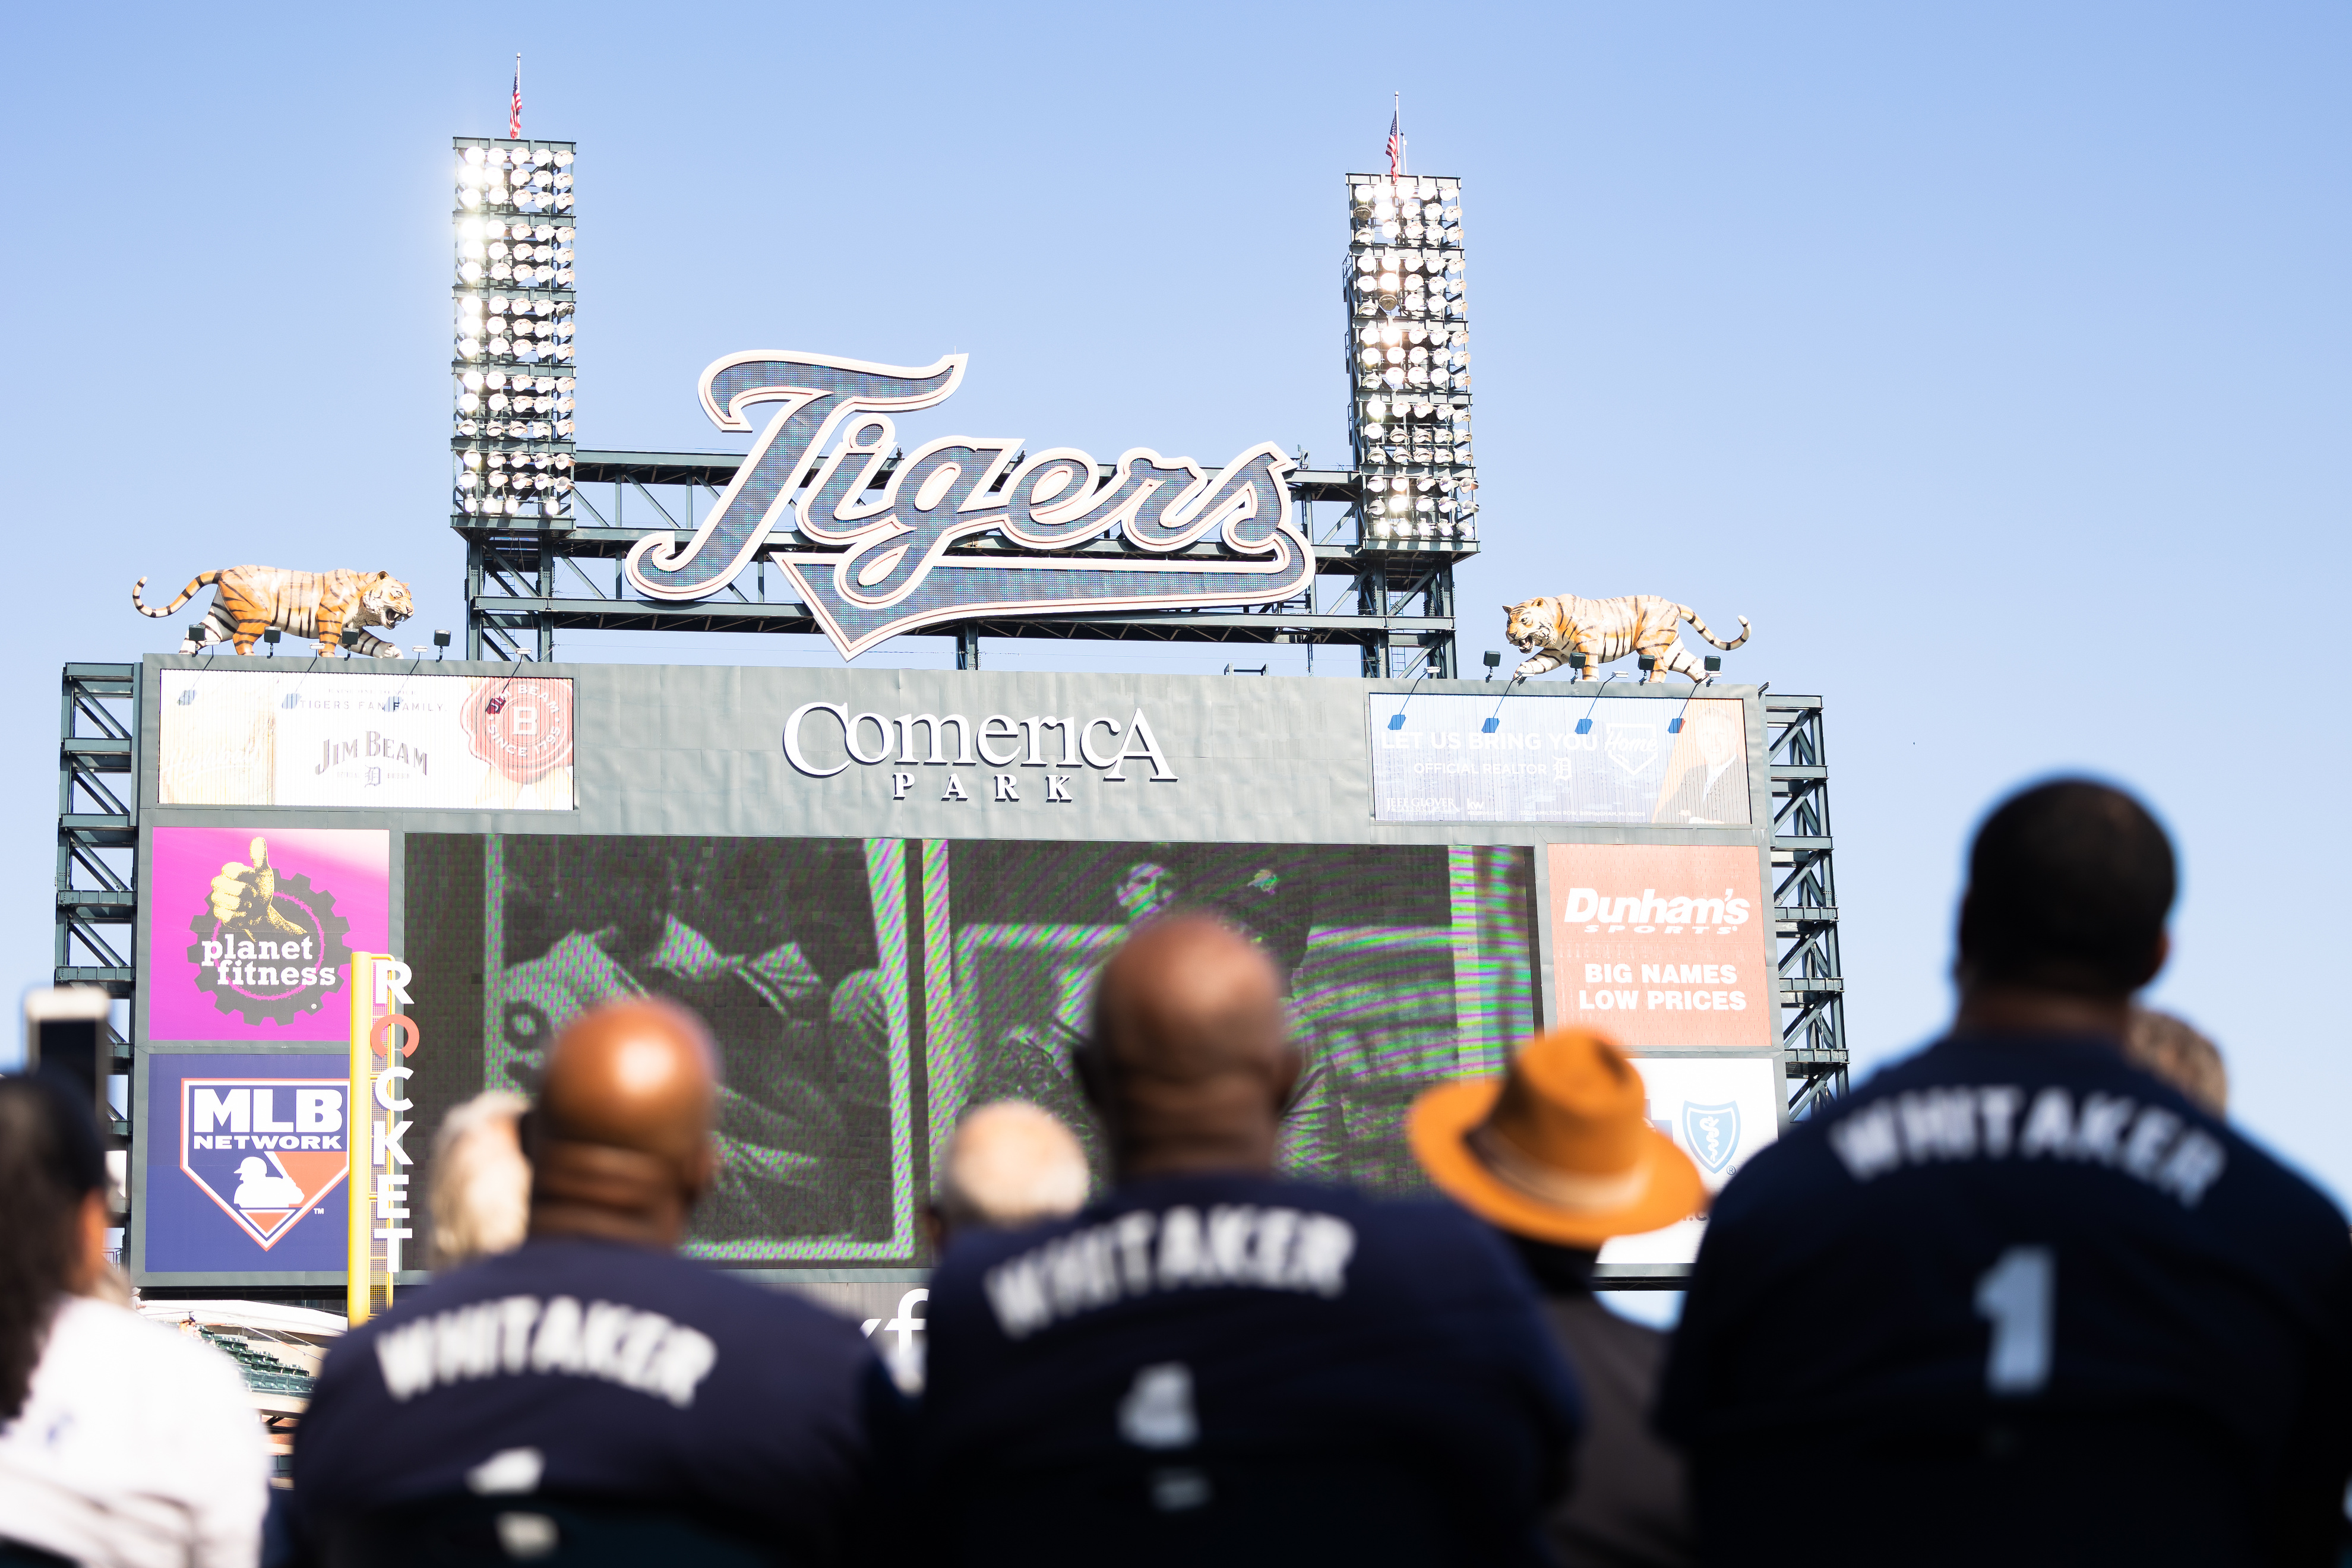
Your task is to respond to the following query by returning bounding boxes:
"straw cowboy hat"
[1409,1029,1705,1248]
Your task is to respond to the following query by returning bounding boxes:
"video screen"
[474,836,912,1263]
[402,834,1539,1268]
[935,841,1538,1194]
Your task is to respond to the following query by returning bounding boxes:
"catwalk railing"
[462,454,1466,678]
[58,664,139,997]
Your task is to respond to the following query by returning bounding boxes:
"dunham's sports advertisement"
[141,1052,352,1272]
[146,827,389,1041]
[157,669,575,810]
[1547,841,1774,1050]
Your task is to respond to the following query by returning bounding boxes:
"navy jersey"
[1658,1035,2352,1568]
[289,1237,887,1563]
[918,1171,1582,1567]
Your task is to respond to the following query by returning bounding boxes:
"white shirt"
[0,1295,268,1568]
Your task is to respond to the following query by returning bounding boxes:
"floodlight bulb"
[464,147,486,166]
[461,371,483,391]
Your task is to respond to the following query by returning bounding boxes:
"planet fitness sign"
[623,352,1311,659]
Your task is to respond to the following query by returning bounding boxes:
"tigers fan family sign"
[158,669,574,810]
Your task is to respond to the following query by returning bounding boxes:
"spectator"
[1411,1029,1702,1567]
[918,913,1580,1566]
[290,998,892,1565]
[927,1100,1092,1252]
[427,1090,532,1270]
[0,1074,270,1568]
[2126,1007,2228,1116]
[1658,780,2352,1567]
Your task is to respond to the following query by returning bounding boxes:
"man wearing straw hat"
[1412,1028,1703,1567]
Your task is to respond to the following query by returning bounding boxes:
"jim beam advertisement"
[1547,843,1774,1049]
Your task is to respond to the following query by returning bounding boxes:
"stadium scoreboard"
[127,657,1785,1302]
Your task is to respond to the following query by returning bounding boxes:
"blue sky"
[2,4,2347,1197]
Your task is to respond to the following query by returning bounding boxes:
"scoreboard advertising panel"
[129,657,1779,1288]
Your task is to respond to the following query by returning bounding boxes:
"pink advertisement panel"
[146,827,389,1041]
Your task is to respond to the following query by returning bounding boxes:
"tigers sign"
[621,351,1311,659]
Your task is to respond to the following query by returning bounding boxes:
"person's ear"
[1073,1039,1110,1116]
[681,1135,719,1207]
[1271,1041,1303,1115]
[2133,930,2171,991]
[70,1190,109,1295]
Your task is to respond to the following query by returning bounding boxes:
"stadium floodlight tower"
[450,137,578,563]
[1344,173,1476,549]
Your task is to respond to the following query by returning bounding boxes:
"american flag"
[1386,97,1403,178]
[508,56,522,140]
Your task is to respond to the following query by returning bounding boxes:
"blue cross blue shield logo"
[178,1077,351,1250]
[1681,1099,1742,1176]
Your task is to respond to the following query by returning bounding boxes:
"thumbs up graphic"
[209,836,307,938]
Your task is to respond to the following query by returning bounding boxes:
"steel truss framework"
[57,664,139,998]
[1769,694,1848,1119]
[463,454,1468,678]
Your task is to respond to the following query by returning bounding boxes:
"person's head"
[0,1076,109,1421]
[1113,860,1180,925]
[1696,707,1739,767]
[2126,1008,2228,1116]
[1956,780,2174,1018]
[527,997,719,1250]
[1409,1030,1703,1284]
[927,1100,1092,1251]
[430,1090,532,1269]
[1175,849,1316,991]
[1079,913,1301,1181]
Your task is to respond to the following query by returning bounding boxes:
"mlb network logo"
[179,1078,350,1249]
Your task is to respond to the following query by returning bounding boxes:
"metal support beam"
[1768,696,1847,1119]
[57,665,138,997]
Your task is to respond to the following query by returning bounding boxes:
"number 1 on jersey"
[1973,1245,2054,1395]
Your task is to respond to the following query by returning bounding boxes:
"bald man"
[289,999,891,1565]
[917,915,1582,1566]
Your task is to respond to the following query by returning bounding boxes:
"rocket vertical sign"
[349,953,422,1325]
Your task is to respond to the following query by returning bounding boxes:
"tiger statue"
[132,567,416,658]
[1504,594,1749,681]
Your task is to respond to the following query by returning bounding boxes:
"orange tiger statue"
[1503,594,1749,681]
[132,567,416,657]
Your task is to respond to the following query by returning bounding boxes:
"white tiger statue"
[1504,595,1749,681]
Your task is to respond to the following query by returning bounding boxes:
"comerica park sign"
[624,352,1309,659]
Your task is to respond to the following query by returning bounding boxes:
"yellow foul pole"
[346,952,377,1327]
